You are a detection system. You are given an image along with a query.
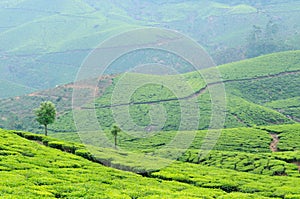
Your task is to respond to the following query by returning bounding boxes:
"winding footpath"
[269,132,300,172]
[82,70,300,109]
[269,133,279,152]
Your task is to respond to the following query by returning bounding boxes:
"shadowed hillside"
[1,0,300,98]
[0,50,299,134]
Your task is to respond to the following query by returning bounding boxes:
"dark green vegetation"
[35,101,56,136]
[0,32,299,198]
[0,129,228,198]
[151,162,300,199]
[1,123,300,198]
[0,50,299,134]
[0,76,113,132]
[179,150,300,177]
[259,124,300,151]
[111,124,121,148]
[1,0,300,98]
[55,50,299,133]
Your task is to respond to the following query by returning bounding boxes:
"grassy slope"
[0,75,113,132]
[151,161,300,199]
[1,126,300,198]
[0,128,228,198]
[71,51,299,131]
[264,97,300,122]
[49,123,300,177]
[259,124,300,151]
[0,50,299,133]
[1,0,300,98]
[0,79,36,98]
[0,0,140,97]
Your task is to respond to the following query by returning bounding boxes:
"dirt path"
[82,69,300,109]
[268,132,299,172]
[269,133,279,152]
[232,114,251,127]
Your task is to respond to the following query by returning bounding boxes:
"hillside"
[1,124,300,198]
[1,1,299,198]
[0,50,299,134]
[1,0,300,98]
[0,129,228,198]
[45,50,300,132]
[0,75,114,132]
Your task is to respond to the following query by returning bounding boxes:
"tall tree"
[35,101,56,136]
[111,124,121,149]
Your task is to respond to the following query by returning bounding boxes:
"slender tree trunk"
[44,124,48,136]
[114,135,117,149]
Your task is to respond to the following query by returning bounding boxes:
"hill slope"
[1,126,300,198]
[1,0,300,98]
[0,50,299,133]
[57,50,300,132]
[0,128,227,198]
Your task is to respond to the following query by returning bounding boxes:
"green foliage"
[92,51,300,131]
[265,97,300,109]
[151,162,300,198]
[47,124,299,159]
[226,74,300,105]
[111,125,121,137]
[35,101,56,126]
[111,124,121,148]
[245,21,291,58]
[111,126,273,154]
[178,149,300,177]
[227,95,293,126]
[34,101,56,136]
[1,51,299,134]
[218,50,300,80]
[265,97,300,122]
[0,129,235,198]
[2,128,300,198]
[2,1,300,98]
[260,124,300,151]
[0,2,300,198]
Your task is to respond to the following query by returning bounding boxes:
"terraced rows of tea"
[0,50,299,198]
[49,50,300,133]
[1,124,300,198]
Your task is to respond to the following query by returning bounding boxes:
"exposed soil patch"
[232,114,251,127]
[270,133,279,152]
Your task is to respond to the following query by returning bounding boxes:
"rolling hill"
[0,129,229,198]
[1,0,300,98]
[46,50,300,131]
[1,123,299,198]
[0,50,299,135]
[1,1,299,198]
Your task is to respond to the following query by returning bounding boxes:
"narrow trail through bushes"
[83,70,300,109]
[267,130,300,172]
[270,133,279,152]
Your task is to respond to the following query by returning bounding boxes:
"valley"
[1,0,300,98]
[0,1,299,198]
[1,50,298,134]
[0,49,299,198]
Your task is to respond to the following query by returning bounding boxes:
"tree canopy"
[35,101,56,136]
[111,124,121,149]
